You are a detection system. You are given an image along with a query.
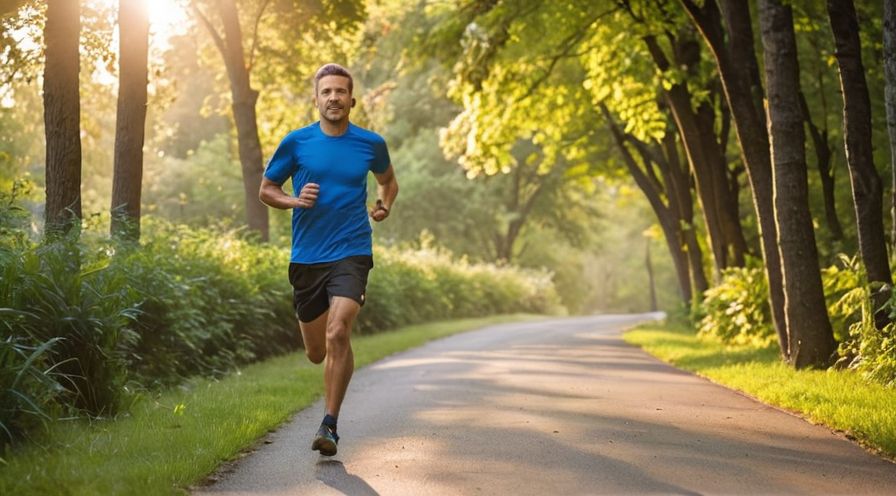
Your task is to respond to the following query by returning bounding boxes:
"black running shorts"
[288,255,374,323]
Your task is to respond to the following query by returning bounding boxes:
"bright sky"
[90,0,191,45]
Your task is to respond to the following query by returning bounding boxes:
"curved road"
[195,314,896,495]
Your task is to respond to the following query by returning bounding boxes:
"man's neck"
[320,118,349,136]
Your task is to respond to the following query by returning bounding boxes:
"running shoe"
[312,423,339,456]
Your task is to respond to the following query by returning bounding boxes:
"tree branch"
[246,0,271,73]
[191,1,227,60]
[516,8,617,102]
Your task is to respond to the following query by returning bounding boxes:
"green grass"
[625,322,896,459]
[0,314,539,495]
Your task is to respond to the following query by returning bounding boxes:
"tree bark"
[885,0,896,251]
[111,0,149,241]
[646,240,658,312]
[828,0,893,327]
[660,129,709,295]
[601,104,702,306]
[196,0,269,241]
[759,0,837,367]
[43,0,81,237]
[680,0,789,355]
[799,91,844,241]
[644,33,747,279]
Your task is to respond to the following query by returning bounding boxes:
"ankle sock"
[322,414,338,431]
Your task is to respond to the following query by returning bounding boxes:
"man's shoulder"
[348,123,387,144]
[287,122,320,141]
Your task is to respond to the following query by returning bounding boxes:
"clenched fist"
[297,183,319,209]
[369,199,389,222]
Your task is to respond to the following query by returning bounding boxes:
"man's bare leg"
[324,296,360,418]
[299,310,328,364]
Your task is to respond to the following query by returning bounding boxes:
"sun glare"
[146,0,190,43]
[88,0,190,45]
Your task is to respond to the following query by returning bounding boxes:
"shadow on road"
[315,459,379,496]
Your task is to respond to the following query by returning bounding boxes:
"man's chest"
[297,141,373,185]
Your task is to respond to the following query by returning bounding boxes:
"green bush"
[829,256,896,387]
[356,245,563,333]
[698,261,775,347]
[119,220,296,385]
[822,255,866,343]
[0,229,140,418]
[0,336,68,445]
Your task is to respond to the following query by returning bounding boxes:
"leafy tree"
[679,0,788,352]
[191,0,270,241]
[617,0,747,278]
[827,0,893,328]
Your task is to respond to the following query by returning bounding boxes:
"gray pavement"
[194,314,896,495]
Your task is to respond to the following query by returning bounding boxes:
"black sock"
[322,414,337,431]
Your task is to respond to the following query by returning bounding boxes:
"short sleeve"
[370,136,391,174]
[264,132,299,184]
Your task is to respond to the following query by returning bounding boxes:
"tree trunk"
[799,91,844,241]
[645,240,658,312]
[680,0,789,355]
[660,129,709,295]
[828,0,893,327]
[111,0,149,241]
[601,104,698,306]
[43,0,81,237]
[885,0,896,251]
[759,0,837,368]
[645,33,746,279]
[202,0,269,241]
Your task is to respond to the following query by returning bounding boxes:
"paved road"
[195,314,896,495]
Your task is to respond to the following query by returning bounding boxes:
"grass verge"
[0,314,540,495]
[624,322,896,459]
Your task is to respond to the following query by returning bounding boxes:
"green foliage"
[697,253,896,387]
[357,243,564,333]
[0,336,68,446]
[829,256,896,388]
[1,228,140,419]
[118,218,295,386]
[822,255,865,343]
[698,261,776,347]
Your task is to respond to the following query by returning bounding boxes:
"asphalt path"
[195,314,896,495]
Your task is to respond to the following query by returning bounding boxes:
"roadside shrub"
[117,219,295,386]
[829,256,896,387]
[0,230,140,417]
[698,262,775,347]
[822,255,865,343]
[356,245,563,334]
[0,336,68,446]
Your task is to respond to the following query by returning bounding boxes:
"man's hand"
[297,183,319,209]
[369,199,389,222]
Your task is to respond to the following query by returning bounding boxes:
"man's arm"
[370,164,398,222]
[259,177,319,210]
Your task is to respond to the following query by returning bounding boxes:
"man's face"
[315,75,352,123]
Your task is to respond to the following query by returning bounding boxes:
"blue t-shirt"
[264,122,391,264]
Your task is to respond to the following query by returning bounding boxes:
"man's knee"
[326,319,351,347]
[305,347,326,364]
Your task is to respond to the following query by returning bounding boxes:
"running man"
[259,63,398,456]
